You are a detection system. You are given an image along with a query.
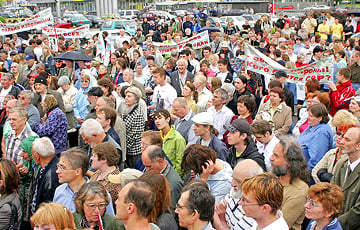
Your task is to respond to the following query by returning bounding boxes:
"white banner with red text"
[153,31,210,54]
[244,43,334,85]
[0,8,53,36]
[42,24,90,38]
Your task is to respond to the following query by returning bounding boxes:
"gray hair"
[277,135,310,184]
[124,68,134,78]
[35,63,45,69]
[125,86,142,103]
[32,137,55,157]
[9,108,28,120]
[145,145,167,162]
[79,119,104,137]
[176,58,188,67]
[222,83,236,96]
[2,73,15,80]
[57,76,70,86]
[20,90,34,101]
[214,88,229,101]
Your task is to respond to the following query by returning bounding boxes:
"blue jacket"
[74,87,90,120]
[196,134,229,161]
[306,218,343,230]
[298,123,333,170]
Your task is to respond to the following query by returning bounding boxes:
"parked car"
[152,10,176,20]
[19,9,33,18]
[256,13,279,23]
[207,17,221,27]
[102,13,121,20]
[118,10,140,20]
[240,14,261,27]
[63,11,79,18]
[220,16,245,29]
[0,11,17,18]
[101,19,137,35]
[304,5,330,11]
[278,5,294,10]
[85,15,103,28]
[65,14,91,27]
[139,12,157,21]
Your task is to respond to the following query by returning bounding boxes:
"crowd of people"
[0,6,360,230]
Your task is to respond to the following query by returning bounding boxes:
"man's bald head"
[234,159,264,178]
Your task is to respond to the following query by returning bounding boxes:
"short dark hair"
[92,142,119,167]
[60,148,89,177]
[97,107,117,127]
[97,77,114,93]
[268,80,282,89]
[274,49,282,58]
[237,95,256,114]
[151,67,166,79]
[252,120,273,135]
[338,68,351,80]
[179,49,191,56]
[152,108,170,121]
[124,180,156,218]
[181,144,217,174]
[218,59,228,65]
[184,186,215,222]
[336,50,345,58]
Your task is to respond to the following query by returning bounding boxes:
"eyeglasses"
[56,164,76,172]
[85,202,107,210]
[306,196,321,208]
[175,203,187,210]
[81,80,89,83]
[238,197,263,207]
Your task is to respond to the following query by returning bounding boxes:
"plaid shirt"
[6,125,37,164]
[123,104,144,156]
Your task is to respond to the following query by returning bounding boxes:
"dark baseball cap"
[224,119,252,135]
[83,87,104,97]
[313,46,325,54]
[34,76,48,86]
[273,70,287,78]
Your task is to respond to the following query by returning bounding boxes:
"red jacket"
[329,80,355,116]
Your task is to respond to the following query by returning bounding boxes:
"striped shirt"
[224,194,256,230]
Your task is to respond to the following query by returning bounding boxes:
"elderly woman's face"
[83,194,107,223]
[349,99,360,114]
[125,92,137,106]
[304,196,331,221]
[81,78,90,88]
[269,91,281,105]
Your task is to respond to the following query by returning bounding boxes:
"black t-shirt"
[242,24,251,34]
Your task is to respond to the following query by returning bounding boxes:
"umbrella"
[54,51,93,62]
[198,27,221,33]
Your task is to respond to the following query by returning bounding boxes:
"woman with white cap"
[349,95,360,124]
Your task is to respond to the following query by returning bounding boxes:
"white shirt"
[256,135,279,171]
[207,105,234,139]
[152,83,177,110]
[251,212,288,230]
[197,88,213,113]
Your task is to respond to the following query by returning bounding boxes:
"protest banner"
[244,43,334,85]
[0,8,53,36]
[42,24,90,38]
[153,31,210,54]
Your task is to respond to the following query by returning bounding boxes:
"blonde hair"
[332,109,358,127]
[30,203,76,230]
